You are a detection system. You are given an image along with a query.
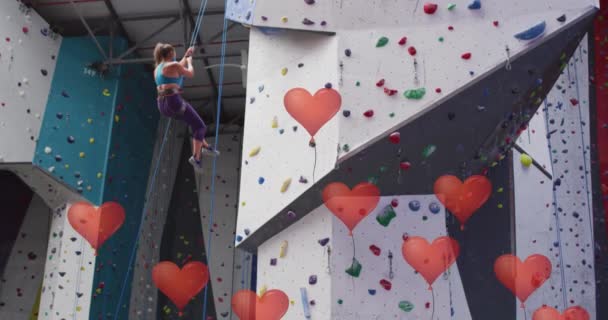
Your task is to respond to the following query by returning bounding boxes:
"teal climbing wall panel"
[34,37,128,205]
[90,61,159,320]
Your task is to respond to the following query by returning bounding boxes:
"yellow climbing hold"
[102,89,111,96]
[281,16,288,23]
[520,153,533,167]
[241,201,246,206]
[259,285,267,296]
[281,178,292,193]
[279,241,288,258]
[64,164,70,169]
[272,116,278,128]
[114,115,120,123]
[89,138,95,144]
[97,172,102,179]
[249,146,261,157]
[79,152,85,158]
[290,300,295,305]
[498,203,503,209]
[86,185,92,191]
[281,67,288,76]
[497,187,504,193]
[76,306,82,312]
[87,118,93,124]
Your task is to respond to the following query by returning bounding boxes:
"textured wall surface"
[0,1,61,163]
[0,194,50,320]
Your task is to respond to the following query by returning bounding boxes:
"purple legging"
[157,94,206,141]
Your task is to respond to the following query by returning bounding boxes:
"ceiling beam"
[102,0,133,46]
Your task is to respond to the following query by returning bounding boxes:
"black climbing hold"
[309,140,316,147]
[304,0,315,4]
[325,83,332,89]
[302,18,315,25]
[345,49,352,57]
[448,112,455,120]
[41,69,48,76]
[67,136,75,143]
[557,14,566,23]
[320,21,327,26]
[318,238,330,246]
[343,110,351,117]
[298,63,304,68]
[56,112,63,119]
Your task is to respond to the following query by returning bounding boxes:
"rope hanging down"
[111,0,212,317]
[201,3,230,320]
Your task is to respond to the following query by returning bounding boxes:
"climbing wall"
[235,0,599,245]
[512,36,597,319]
[34,36,128,205]
[0,194,51,320]
[128,118,187,319]
[0,0,61,164]
[195,131,245,319]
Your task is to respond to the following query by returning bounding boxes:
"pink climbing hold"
[448,26,454,31]
[369,245,381,256]
[364,110,374,118]
[493,21,500,27]
[398,37,407,46]
[400,161,411,170]
[391,199,399,208]
[408,46,417,56]
[435,88,442,93]
[389,132,401,144]
[376,79,385,87]
[570,98,579,106]
[384,88,398,96]
[22,27,29,34]
[461,52,472,60]
[423,3,438,14]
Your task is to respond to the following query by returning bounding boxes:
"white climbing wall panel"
[257,206,334,319]
[331,195,471,320]
[0,1,61,164]
[237,28,339,244]
[0,194,51,320]
[196,131,245,318]
[513,36,596,319]
[248,0,598,32]
[236,1,598,242]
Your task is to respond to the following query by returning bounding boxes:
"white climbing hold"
[35,113,40,119]
[19,91,25,97]
[48,166,55,173]
[22,78,28,84]
[44,146,52,154]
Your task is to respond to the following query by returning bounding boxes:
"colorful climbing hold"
[249,146,261,157]
[403,88,426,100]
[281,67,288,76]
[461,52,472,60]
[345,258,362,277]
[408,46,417,56]
[389,132,401,144]
[399,301,414,312]
[514,21,546,41]
[318,238,330,246]
[422,144,436,158]
[376,205,396,227]
[376,37,389,47]
[468,0,481,10]
[363,110,374,118]
[379,279,392,291]
[447,3,456,10]
[369,245,381,256]
[399,161,411,170]
[520,153,533,167]
[376,79,385,87]
[423,3,438,14]
[398,37,407,46]
[281,178,292,193]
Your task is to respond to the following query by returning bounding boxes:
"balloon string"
[312,144,317,184]
[430,286,435,320]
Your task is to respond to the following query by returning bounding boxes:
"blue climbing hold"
[408,200,421,212]
[429,202,441,214]
[236,235,243,242]
[514,21,546,41]
[468,0,481,10]
[258,177,265,184]
[368,289,376,295]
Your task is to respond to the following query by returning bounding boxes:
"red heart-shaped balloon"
[231,289,289,320]
[532,305,590,320]
[152,261,209,312]
[401,236,460,287]
[284,88,341,139]
[494,254,552,303]
[67,202,125,253]
[433,175,492,228]
[322,182,380,235]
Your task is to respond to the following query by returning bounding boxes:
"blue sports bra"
[155,62,184,87]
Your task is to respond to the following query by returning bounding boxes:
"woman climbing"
[153,43,219,172]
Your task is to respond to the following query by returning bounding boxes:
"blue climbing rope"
[111,0,211,317]
[201,4,230,320]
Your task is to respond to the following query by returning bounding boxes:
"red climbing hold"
[369,245,381,256]
[435,88,442,93]
[379,279,392,291]
[384,88,398,96]
[364,110,374,118]
[389,132,401,144]
[376,79,385,87]
[461,52,472,60]
[448,26,454,31]
[398,37,407,46]
[423,3,438,14]
[399,161,411,170]
[22,27,29,34]
[493,21,500,27]
[391,199,399,208]
[408,46,417,56]
[570,98,579,106]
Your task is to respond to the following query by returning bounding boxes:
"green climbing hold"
[379,166,387,173]
[422,144,436,158]
[447,3,456,10]
[338,299,344,305]
[399,301,414,312]
[438,36,444,42]
[345,258,362,277]
[376,36,389,47]
[342,144,350,152]
[368,176,378,185]
[376,205,396,227]
[403,88,426,100]
[389,112,395,118]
